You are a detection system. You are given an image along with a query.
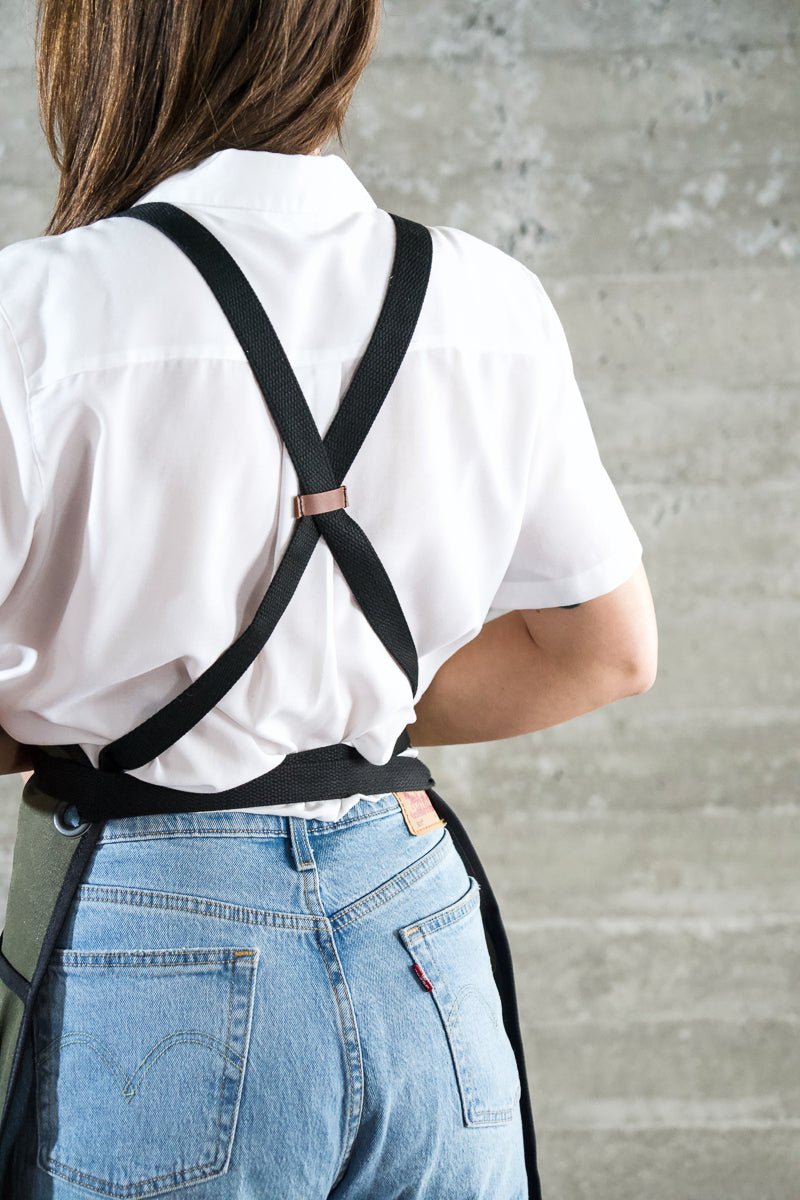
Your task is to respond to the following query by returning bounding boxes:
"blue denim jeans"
[16,792,528,1199]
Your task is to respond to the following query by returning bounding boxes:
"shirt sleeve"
[489,275,643,612]
[0,303,43,616]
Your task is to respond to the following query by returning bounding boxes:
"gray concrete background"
[1,1,798,1197]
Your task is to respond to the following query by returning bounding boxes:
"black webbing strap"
[93,203,432,773]
[29,728,433,823]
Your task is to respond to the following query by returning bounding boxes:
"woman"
[0,2,657,1198]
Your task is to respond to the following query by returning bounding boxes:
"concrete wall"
[1,1,798,1196]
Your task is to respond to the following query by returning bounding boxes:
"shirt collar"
[131,147,377,215]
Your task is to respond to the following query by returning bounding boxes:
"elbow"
[615,610,659,697]
[619,648,658,696]
[628,662,657,695]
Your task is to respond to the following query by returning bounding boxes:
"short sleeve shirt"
[0,148,643,819]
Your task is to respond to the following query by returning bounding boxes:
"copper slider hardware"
[294,485,348,519]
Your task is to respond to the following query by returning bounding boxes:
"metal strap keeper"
[294,484,348,519]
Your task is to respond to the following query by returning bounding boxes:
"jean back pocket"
[398,875,521,1127]
[33,945,259,1198]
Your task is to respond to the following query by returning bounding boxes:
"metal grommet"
[52,801,92,838]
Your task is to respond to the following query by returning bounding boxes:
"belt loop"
[288,816,315,872]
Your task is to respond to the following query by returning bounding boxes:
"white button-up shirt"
[0,148,643,820]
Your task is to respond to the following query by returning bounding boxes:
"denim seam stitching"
[72,885,325,930]
[329,833,453,933]
[401,883,480,946]
[224,951,259,1161]
[299,867,361,1173]
[326,930,363,1190]
[94,800,402,845]
[45,1147,226,1194]
[210,953,236,1168]
[97,830,289,845]
[309,802,401,835]
[50,949,255,966]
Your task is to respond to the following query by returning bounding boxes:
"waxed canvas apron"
[0,204,543,1199]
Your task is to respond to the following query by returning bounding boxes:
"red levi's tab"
[412,962,434,991]
[392,790,446,836]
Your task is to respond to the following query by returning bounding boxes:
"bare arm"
[408,559,657,748]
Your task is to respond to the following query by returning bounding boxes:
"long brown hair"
[36,0,381,236]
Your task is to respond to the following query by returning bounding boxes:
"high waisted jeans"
[15,792,528,1199]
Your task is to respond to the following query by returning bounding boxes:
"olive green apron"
[0,749,104,1190]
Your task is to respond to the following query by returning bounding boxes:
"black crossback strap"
[95,204,432,773]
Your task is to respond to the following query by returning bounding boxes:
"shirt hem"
[489,538,644,611]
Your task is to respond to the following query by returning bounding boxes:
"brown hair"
[36,0,381,236]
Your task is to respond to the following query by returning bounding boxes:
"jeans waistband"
[91,791,405,843]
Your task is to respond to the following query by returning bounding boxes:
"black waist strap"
[29,730,432,823]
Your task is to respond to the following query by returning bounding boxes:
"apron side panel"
[0,986,24,1119]
[3,776,84,983]
[0,984,30,1194]
[0,755,100,1188]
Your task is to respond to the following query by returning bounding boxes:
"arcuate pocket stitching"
[38,1029,247,1103]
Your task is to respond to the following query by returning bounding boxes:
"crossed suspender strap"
[95,202,432,774]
